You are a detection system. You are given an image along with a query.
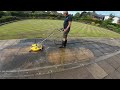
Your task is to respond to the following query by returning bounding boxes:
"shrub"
[106,24,117,31]
[0,16,20,24]
[79,18,102,25]
[91,22,95,25]
[96,23,100,26]
[116,28,120,33]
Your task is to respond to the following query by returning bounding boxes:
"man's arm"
[64,21,72,32]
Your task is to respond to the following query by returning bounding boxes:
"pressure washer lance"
[29,28,64,52]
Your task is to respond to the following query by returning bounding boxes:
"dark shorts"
[63,29,70,38]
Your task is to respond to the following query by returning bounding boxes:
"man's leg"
[64,29,70,47]
[64,36,67,47]
[59,32,68,48]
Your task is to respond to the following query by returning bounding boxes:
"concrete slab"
[0,38,120,78]
[51,67,94,79]
[20,74,51,79]
[91,49,104,57]
[105,58,120,69]
[86,63,108,79]
[111,55,120,64]
[109,70,120,79]
[103,75,112,79]
[97,60,115,74]
[117,67,120,73]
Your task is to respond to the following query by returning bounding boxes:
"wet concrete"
[47,47,94,65]
[0,38,120,72]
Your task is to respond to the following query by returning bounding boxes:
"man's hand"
[64,21,72,32]
[64,29,68,32]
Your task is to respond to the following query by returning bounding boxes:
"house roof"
[94,14,105,19]
[90,11,120,20]
[89,12,104,19]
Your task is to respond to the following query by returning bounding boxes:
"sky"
[57,11,120,17]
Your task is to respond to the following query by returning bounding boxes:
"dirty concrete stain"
[0,46,30,57]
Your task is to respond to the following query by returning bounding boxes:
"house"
[112,17,120,24]
[94,14,105,20]
[90,11,105,20]
[90,11,120,24]
[103,16,120,24]
[104,15,110,20]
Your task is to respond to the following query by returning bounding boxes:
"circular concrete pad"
[0,38,120,72]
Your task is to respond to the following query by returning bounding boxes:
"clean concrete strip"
[94,50,120,63]
[86,63,108,79]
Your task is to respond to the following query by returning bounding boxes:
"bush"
[116,28,120,33]
[101,19,113,28]
[79,18,102,25]
[0,11,5,18]
[101,21,108,28]
[96,23,100,26]
[106,24,118,31]
[91,22,95,25]
[0,16,20,24]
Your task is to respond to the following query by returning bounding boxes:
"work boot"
[64,40,67,47]
[59,41,66,48]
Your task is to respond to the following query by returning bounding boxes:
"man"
[59,11,72,48]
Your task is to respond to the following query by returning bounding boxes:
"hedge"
[0,16,21,24]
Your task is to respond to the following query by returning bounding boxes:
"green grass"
[0,19,120,40]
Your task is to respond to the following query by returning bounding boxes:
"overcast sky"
[57,11,120,17]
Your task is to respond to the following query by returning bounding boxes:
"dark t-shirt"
[63,15,72,29]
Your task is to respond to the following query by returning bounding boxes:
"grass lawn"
[0,19,120,40]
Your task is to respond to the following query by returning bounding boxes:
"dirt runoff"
[48,48,95,65]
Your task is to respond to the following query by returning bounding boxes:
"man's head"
[63,11,68,16]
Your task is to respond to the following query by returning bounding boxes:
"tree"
[107,13,114,23]
[101,18,113,27]
[32,11,35,13]
[109,13,115,19]
[9,11,26,17]
[74,12,80,20]
[93,11,96,14]
[4,11,11,16]
[74,12,80,18]
[0,11,5,18]
[34,11,45,14]
[51,11,57,15]
[80,11,87,18]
